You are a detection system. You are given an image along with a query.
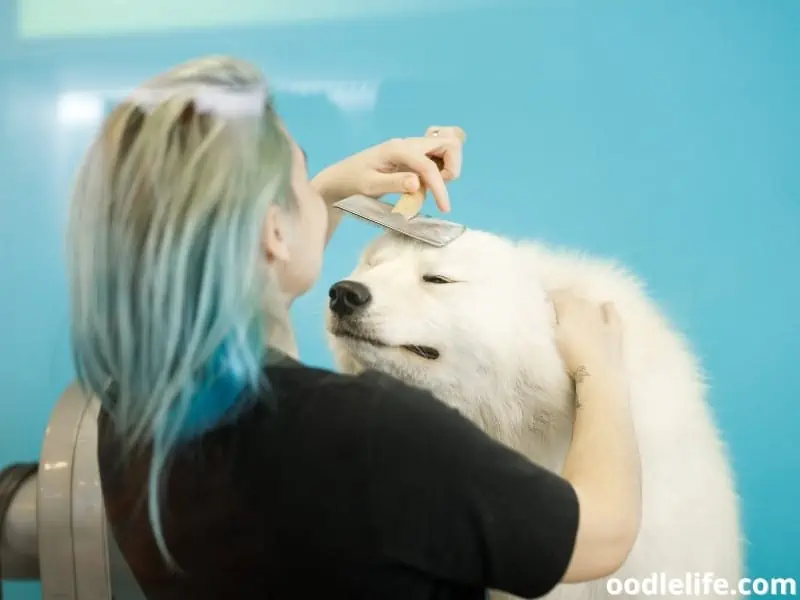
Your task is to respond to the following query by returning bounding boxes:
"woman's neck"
[268,310,299,360]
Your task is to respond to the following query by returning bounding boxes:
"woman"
[67,56,641,599]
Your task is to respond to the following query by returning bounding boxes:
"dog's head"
[325,230,573,441]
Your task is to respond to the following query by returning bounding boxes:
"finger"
[362,171,421,197]
[549,299,560,326]
[426,125,467,144]
[418,159,450,212]
[548,289,573,323]
[386,141,451,212]
[421,136,463,181]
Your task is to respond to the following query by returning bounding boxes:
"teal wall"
[1,1,798,598]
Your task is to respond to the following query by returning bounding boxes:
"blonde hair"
[66,56,294,564]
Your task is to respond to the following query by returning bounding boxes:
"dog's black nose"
[329,280,372,316]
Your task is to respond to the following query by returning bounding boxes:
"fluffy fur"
[325,229,743,600]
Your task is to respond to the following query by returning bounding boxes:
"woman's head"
[67,56,326,562]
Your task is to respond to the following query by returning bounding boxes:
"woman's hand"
[313,126,466,216]
[550,290,625,387]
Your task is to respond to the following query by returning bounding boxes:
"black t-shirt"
[98,355,579,599]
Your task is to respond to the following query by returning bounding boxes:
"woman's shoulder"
[262,351,419,404]
[260,354,462,438]
[265,354,484,449]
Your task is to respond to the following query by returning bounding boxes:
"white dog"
[325,229,743,600]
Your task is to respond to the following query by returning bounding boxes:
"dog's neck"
[428,377,575,475]
[333,353,574,475]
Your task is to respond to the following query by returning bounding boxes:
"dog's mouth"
[331,327,440,361]
[399,344,440,360]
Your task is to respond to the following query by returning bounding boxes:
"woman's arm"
[551,291,641,582]
[310,166,346,244]
[560,370,640,582]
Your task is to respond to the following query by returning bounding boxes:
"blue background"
[1,1,798,598]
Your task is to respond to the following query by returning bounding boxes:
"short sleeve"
[362,371,579,598]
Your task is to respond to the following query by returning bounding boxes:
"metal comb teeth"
[332,195,466,248]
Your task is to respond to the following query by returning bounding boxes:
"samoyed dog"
[325,229,743,600]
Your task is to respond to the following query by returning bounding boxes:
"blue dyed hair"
[66,57,294,566]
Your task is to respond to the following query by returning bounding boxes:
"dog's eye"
[422,275,455,284]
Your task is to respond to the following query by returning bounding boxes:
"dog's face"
[326,230,572,438]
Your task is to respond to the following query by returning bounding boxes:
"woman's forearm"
[560,370,642,583]
[311,166,346,245]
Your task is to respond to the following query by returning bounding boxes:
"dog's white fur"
[325,230,743,600]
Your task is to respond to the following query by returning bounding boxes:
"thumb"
[601,302,622,330]
[363,172,421,197]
